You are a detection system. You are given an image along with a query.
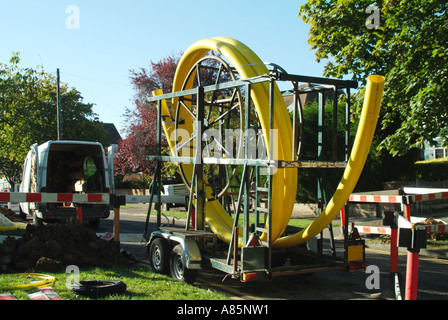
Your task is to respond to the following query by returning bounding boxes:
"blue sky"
[0,0,325,136]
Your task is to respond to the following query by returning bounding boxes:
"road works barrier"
[0,191,182,242]
[345,187,448,300]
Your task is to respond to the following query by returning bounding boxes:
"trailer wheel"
[149,238,170,274]
[170,244,197,284]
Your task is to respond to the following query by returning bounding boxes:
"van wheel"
[149,238,170,274]
[170,244,197,284]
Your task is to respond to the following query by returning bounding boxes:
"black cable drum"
[70,280,127,298]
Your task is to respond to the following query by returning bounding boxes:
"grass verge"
[0,265,229,300]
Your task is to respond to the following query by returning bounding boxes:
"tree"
[299,0,448,156]
[0,53,109,186]
[115,53,182,176]
[116,51,236,179]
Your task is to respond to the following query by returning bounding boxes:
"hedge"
[415,157,448,181]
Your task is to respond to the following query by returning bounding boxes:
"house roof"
[103,123,122,145]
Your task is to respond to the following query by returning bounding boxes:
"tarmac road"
[93,203,448,300]
[4,202,447,300]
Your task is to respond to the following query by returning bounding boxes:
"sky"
[0,0,325,137]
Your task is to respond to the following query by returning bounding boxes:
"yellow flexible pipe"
[154,37,297,245]
[273,74,385,248]
[153,37,384,249]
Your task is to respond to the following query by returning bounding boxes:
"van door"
[19,143,39,215]
[106,145,115,194]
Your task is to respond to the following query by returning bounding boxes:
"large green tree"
[299,0,448,156]
[0,53,109,186]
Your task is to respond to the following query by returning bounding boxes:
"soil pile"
[0,206,17,220]
[0,218,132,272]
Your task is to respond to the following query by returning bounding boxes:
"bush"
[415,157,448,181]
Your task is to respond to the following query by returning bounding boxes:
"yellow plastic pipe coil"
[0,273,56,290]
[153,37,385,249]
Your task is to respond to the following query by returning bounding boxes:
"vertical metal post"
[143,99,162,235]
[56,68,62,140]
[185,163,196,231]
[317,91,325,253]
[267,77,275,268]
[243,83,251,244]
[233,227,239,277]
[292,82,299,160]
[195,86,205,231]
[155,99,163,227]
[345,88,351,162]
[332,86,338,162]
[317,91,325,161]
[227,163,248,265]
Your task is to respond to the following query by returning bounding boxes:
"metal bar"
[332,86,338,162]
[195,86,205,231]
[147,73,357,104]
[277,160,346,168]
[266,77,275,270]
[147,155,275,166]
[244,83,251,244]
[146,76,270,103]
[185,163,197,231]
[155,99,163,227]
[144,164,157,235]
[233,227,239,276]
[226,163,248,265]
[345,88,351,162]
[278,73,358,89]
[317,91,325,254]
[292,81,298,160]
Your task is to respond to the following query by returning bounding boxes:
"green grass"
[0,265,229,300]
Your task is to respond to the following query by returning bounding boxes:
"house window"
[435,147,448,159]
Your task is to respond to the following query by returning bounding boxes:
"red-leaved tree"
[115,51,233,179]
[114,53,182,176]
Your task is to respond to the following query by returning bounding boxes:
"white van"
[19,140,114,226]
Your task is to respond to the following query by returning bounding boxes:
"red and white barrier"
[346,188,448,300]
[349,194,403,204]
[0,192,109,204]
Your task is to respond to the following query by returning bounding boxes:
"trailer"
[141,37,384,283]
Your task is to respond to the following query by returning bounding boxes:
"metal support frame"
[144,67,358,280]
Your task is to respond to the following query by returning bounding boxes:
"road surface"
[94,203,448,300]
